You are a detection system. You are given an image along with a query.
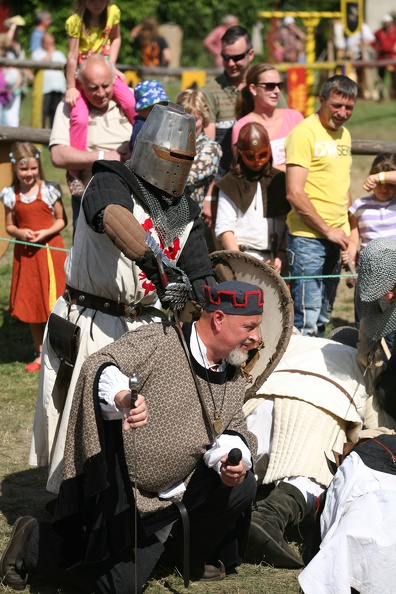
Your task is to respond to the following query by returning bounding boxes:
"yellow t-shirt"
[65,4,121,64]
[285,113,352,238]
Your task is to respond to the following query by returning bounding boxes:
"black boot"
[0,516,38,590]
[245,482,306,568]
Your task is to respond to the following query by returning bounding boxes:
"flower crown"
[9,147,41,164]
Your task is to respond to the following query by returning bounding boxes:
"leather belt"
[63,285,150,320]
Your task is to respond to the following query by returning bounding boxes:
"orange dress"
[10,184,66,323]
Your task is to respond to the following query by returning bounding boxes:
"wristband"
[203,195,217,202]
[379,172,386,185]
[98,150,105,160]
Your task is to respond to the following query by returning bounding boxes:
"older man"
[285,75,358,337]
[1,281,261,594]
[49,54,132,230]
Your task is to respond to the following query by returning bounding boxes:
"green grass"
[0,95,395,593]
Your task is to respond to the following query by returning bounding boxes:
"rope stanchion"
[0,236,359,281]
[0,236,70,253]
[282,273,357,281]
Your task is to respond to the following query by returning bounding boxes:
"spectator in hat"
[129,79,169,152]
[273,16,306,63]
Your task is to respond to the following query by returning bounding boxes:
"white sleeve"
[98,365,130,420]
[0,186,16,209]
[203,433,252,476]
[214,190,238,239]
[49,101,71,148]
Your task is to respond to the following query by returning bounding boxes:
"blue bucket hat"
[134,80,169,112]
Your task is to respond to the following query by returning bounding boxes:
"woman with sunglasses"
[231,63,303,171]
[215,122,290,274]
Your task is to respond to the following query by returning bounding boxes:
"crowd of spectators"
[0,10,396,594]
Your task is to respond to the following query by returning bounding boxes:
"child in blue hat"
[129,80,169,152]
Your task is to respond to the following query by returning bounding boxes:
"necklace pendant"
[213,412,222,434]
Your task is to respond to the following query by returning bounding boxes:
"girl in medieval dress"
[1,142,67,372]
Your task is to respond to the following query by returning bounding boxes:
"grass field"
[0,96,395,593]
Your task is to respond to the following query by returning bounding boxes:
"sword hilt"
[129,372,141,408]
[155,252,169,289]
[225,448,242,467]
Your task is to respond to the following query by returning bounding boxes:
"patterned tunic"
[62,322,257,515]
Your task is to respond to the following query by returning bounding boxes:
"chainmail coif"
[356,237,396,340]
[128,164,190,247]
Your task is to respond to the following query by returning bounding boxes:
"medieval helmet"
[356,237,396,340]
[237,122,271,170]
[130,102,196,197]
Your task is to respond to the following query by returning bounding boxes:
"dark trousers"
[23,462,256,594]
[42,92,64,128]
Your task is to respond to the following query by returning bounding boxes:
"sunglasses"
[221,49,251,63]
[255,82,284,92]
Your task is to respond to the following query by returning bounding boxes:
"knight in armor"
[29,103,216,495]
[215,121,290,273]
[0,281,261,593]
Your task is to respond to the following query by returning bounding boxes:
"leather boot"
[245,482,306,568]
[0,516,37,590]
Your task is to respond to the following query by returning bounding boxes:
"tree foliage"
[11,0,341,66]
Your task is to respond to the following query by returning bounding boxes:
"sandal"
[25,351,42,373]
[25,362,41,373]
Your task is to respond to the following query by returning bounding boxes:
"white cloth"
[203,433,252,475]
[4,93,20,127]
[215,185,284,254]
[98,365,129,419]
[31,47,67,94]
[299,452,396,594]
[247,334,368,425]
[243,334,366,489]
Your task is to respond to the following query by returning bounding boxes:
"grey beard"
[226,346,249,367]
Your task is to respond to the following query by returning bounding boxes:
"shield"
[210,250,294,399]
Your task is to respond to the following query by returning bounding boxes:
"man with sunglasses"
[201,25,254,182]
[285,75,358,337]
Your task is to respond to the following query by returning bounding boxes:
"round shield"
[210,250,294,399]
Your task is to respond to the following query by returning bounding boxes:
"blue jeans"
[286,233,341,337]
